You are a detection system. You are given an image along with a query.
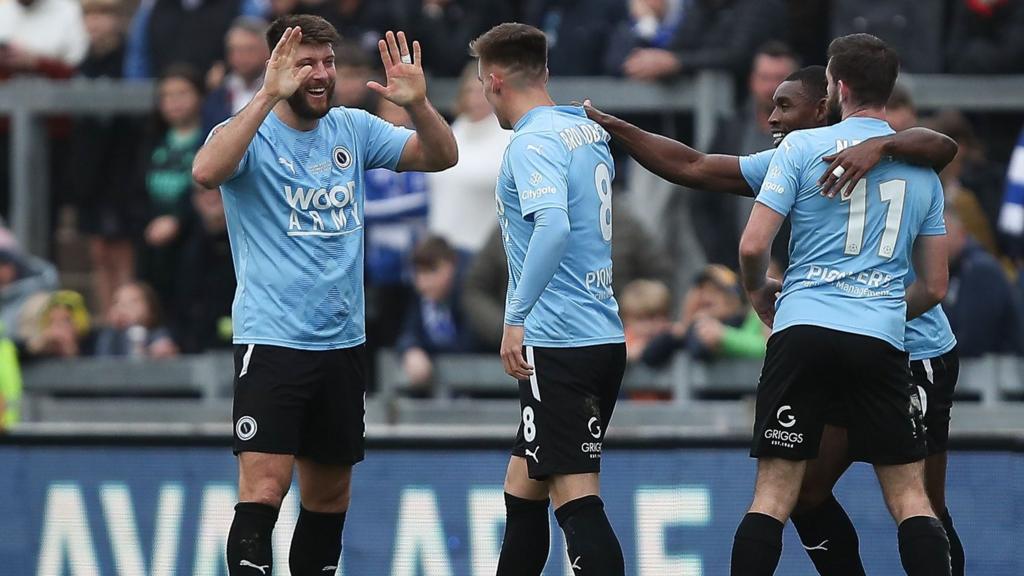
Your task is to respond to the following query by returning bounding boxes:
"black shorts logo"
[235,416,258,441]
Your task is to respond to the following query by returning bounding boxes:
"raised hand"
[262,26,313,101]
[368,31,427,107]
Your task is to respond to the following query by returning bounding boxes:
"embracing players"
[470,23,627,576]
[587,63,964,575]
[732,33,951,575]
[192,15,456,576]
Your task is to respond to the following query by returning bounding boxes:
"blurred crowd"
[1,0,1024,405]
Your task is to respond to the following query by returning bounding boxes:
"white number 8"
[522,406,536,442]
[595,163,612,242]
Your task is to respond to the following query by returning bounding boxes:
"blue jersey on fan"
[216,108,413,350]
[754,117,946,350]
[740,145,955,360]
[495,105,624,347]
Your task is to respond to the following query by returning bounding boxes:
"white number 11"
[842,178,906,259]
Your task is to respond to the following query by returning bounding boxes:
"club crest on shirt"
[333,146,353,170]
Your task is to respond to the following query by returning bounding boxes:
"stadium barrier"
[0,431,1021,575]
[5,73,1024,255]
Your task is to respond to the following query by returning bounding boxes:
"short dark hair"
[412,236,457,270]
[755,40,799,64]
[827,33,899,108]
[784,65,827,102]
[469,22,547,81]
[266,15,340,50]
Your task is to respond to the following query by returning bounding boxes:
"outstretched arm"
[369,31,457,172]
[818,128,958,198]
[584,103,753,196]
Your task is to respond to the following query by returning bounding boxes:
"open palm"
[368,31,426,107]
[264,26,312,100]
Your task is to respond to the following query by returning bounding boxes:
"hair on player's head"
[469,23,547,83]
[827,33,899,108]
[784,65,827,102]
[412,235,457,270]
[266,14,340,50]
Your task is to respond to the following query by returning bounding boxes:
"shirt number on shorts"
[842,178,906,258]
[522,406,537,442]
[595,163,613,242]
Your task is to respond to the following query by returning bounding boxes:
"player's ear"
[815,98,828,123]
[838,79,850,106]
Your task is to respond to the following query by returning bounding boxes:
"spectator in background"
[427,63,508,253]
[464,197,673,351]
[134,64,205,321]
[621,0,786,82]
[124,0,254,79]
[0,0,89,76]
[175,185,235,352]
[310,0,400,57]
[0,247,59,340]
[943,207,1023,358]
[397,236,477,392]
[998,124,1024,261]
[333,40,377,110]
[927,109,1008,258]
[946,0,1024,74]
[885,84,918,132]
[522,0,629,76]
[364,97,430,347]
[692,42,798,268]
[201,16,270,134]
[94,281,178,357]
[619,278,672,362]
[0,320,22,432]
[23,290,94,359]
[641,264,766,367]
[402,0,514,77]
[72,0,140,318]
[830,0,944,72]
[605,0,685,75]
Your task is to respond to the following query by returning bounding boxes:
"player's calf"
[555,494,624,576]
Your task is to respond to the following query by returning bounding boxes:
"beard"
[826,92,843,125]
[287,78,336,120]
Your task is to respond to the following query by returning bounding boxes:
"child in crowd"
[94,282,178,358]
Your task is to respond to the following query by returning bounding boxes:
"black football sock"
[791,494,867,576]
[731,512,784,576]
[898,516,951,576]
[554,495,624,576]
[939,509,965,576]
[496,493,550,576]
[289,506,346,575]
[227,502,279,575]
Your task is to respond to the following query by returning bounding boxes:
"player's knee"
[793,483,831,516]
[301,468,352,513]
[243,478,290,509]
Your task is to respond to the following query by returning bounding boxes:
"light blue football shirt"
[217,107,413,350]
[495,105,624,347]
[754,117,946,350]
[740,146,956,360]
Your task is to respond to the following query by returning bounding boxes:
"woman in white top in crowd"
[427,62,510,253]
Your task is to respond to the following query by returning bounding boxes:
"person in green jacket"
[0,321,22,431]
[640,264,769,366]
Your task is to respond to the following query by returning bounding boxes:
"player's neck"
[841,105,886,122]
[505,89,556,129]
[274,100,319,132]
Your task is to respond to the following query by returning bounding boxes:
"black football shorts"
[232,343,366,465]
[511,343,627,480]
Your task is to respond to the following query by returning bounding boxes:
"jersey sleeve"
[352,108,415,171]
[739,149,776,192]
[754,134,802,217]
[919,174,947,236]
[508,133,570,220]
